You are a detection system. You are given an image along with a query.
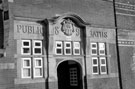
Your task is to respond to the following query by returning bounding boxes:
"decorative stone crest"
[61,19,74,36]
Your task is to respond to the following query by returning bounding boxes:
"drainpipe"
[45,19,50,89]
[83,27,87,89]
[112,0,123,89]
[38,19,49,89]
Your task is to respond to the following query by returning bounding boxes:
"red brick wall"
[119,46,135,89]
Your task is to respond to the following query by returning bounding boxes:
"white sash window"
[73,42,80,55]
[21,40,31,55]
[33,40,42,55]
[99,43,106,55]
[92,57,99,74]
[22,58,31,78]
[64,42,72,55]
[91,43,97,55]
[33,58,43,77]
[55,41,63,55]
[100,57,107,74]
[55,41,81,55]
[91,42,107,75]
[21,40,43,79]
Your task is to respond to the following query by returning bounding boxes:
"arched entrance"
[57,60,83,89]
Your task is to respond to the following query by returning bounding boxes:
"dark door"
[57,61,82,89]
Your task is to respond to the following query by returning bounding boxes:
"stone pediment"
[43,13,89,40]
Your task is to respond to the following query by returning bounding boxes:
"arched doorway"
[57,60,83,89]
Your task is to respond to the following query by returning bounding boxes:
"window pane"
[35,42,41,46]
[66,43,70,47]
[92,44,96,48]
[93,59,97,64]
[92,49,97,54]
[23,69,31,77]
[57,49,62,54]
[75,49,79,54]
[35,60,42,66]
[23,42,29,46]
[93,66,98,73]
[23,60,30,67]
[99,43,105,49]
[35,48,41,53]
[66,49,71,54]
[99,50,105,54]
[35,68,42,76]
[74,42,80,48]
[23,48,30,53]
[101,66,106,73]
[101,59,105,64]
[57,44,62,47]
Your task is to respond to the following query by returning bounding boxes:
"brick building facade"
[0,0,135,89]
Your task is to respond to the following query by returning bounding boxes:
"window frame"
[73,42,80,55]
[64,42,72,55]
[21,40,31,55]
[91,42,108,75]
[91,43,98,55]
[92,57,99,74]
[55,41,63,55]
[33,58,43,78]
[99,57,107,74]
[22,58,31,78]
[98,43,106,55]
[33,40,42,55]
